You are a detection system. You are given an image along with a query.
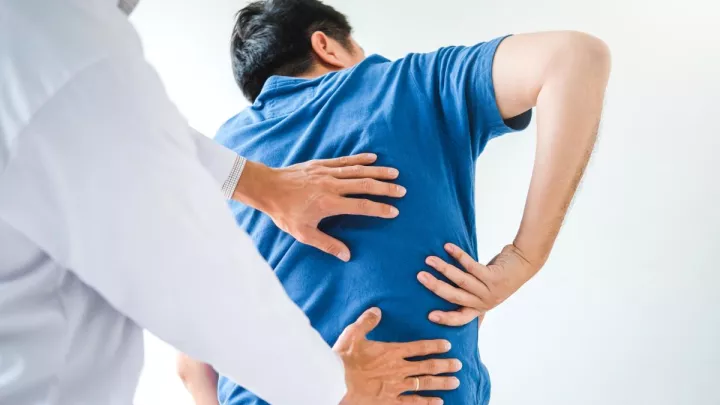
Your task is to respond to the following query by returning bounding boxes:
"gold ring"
[414,377,420,391]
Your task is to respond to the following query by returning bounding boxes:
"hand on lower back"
[417,243,538,326]
[334,308,462,405]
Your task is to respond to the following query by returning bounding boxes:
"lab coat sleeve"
[190,128,246,199]
[0,52,346,405]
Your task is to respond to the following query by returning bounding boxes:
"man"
[0,1,465,404]
[178,1,610,404]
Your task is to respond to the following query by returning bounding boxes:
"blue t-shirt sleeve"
[406,35,532,158]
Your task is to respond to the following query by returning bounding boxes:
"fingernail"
[417,272,429,283]
[396,185,407,196]
[431,400,443,405]
[442,340,452,350]
[338,251,350,262]
[453,360,463,370]
[390,207,399,217]
[450,377,460,388]
[368,307,381,316]
[445,243,456,253]
[425,257,437,266]
[366,153,377,160]
[429,312,441,322]
[388,168,399,177]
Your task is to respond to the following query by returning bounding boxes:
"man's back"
[216,37,530,405]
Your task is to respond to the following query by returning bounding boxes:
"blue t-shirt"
[216,36,531,405]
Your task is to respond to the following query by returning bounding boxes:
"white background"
[131,1,720,404]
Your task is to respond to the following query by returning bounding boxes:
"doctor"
[0,1,460,405]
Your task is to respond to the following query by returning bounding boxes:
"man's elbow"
[176,352,209,386]
[555,31,612,80]
[176,353,194,385]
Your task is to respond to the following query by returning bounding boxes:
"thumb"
[349,307,382,338]
[336,307,382,347]
[301,227,351,262]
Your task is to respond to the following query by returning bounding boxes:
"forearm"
[514,35,611,268]
[177,354,220,405]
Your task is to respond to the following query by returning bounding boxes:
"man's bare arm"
[494,31,610,266]
[177,354,220,405]
[418,31,611,325]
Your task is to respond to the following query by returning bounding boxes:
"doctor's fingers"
[313,153,378,168]
[386,339,452,358]
[399,375,461,393]
[325,196,399,218]
[324,164,400,181]
[331,177,406,198]
[312,153,399,181]
[400,358,462,377]
[397,395,445,405]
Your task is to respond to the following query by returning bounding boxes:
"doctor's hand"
[335,308,461,405]
[232,154,405,262]
[418,244,538,327]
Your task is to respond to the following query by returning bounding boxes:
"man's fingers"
[391,339,452,358]
[425,256,488,295]
[397,396,444,405]
[298,228,351,262]
[428,307,482,327]
[406,358,463,376]
[401,376,460,392]
[327,196,399,218]
[333,178,406,197]
[348,307,382,338]
[328,165,400,180]
[444,243,487,279]
[416,271,485,309]
[315,153,377,167]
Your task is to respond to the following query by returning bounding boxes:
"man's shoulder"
[213,110,256,148]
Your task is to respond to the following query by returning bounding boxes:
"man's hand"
[335,308,461,405]
[417,243,538,327]
[232,153,405,262]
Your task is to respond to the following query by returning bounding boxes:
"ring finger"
[402,376,460,392]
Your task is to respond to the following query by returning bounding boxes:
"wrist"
[505,243,543,277]
[232,159,276,212]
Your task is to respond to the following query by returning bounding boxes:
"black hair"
[230,0,353,102]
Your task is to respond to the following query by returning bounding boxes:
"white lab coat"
[0,0,346,404]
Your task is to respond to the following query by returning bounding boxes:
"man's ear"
[309,31,347,69]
